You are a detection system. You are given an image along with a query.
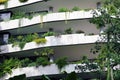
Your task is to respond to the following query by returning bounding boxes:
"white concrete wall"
[54,44,99,61]
[0,0,43,10]
[46,19,99,35]
[9,19,99,35]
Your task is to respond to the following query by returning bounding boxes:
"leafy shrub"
[34,38,47,44]
[114,70,120,80]
[42,32,55,38]
[21,58,32,67]
[63,72,83,80]
[40,48,54,56]
[11,12,26,20]
[0,58,21,77]
[64,28,73,34]
[12,41,26,50]
[28,62,36,67]
[19,0,28,3]
[58,8,70,12]
[32,33,39,39]
[36,57,50,66]
[0,0,8,4]
[72,6,80,11]
[19,41,26,49]
[24,34,34,42]
[76,30,85,34]
[55,57,68,69]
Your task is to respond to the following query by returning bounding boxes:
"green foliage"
[58,8,70,12]
[62,72,83,80]
[32,33,39,39]
[0,58,21,77]
[64,28,73,34]
[34,48,54,56]
[0,0,8,4]
[90,0,120,79]
[12,36,26,49]
[10,33,45,49]
[11,12,26,20]
[84,8,91,11]
[72,6,80,11]
[114,70,120,80]
[19,0,28,3]
[21,58,32,67]
[11,11,34,20]
[9,74,27,80]
[24,34,34,42]
[28,62,36,67]
[34,38,47,44]
[76,30,85,34]
[40,48,54,56]
[77,56,99,72]
[42,32,55,37]
[36,57,51,66]
[41,75,51,80]
[55,57,68,69]
[18,41,26,49]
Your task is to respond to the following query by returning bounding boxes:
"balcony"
[0,0,43,10]
[0,34,101,54]
[0,63,98,80]
[0,10,93,31]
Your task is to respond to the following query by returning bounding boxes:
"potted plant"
[64,28,73,34]
[19,0,28,3]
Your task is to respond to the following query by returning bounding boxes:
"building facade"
[0,0,102,80]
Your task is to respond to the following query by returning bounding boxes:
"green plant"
[58,8,70,12]
[11,12,26,20]
[28,62,36,67]
[36,57,50,66]
[32,33,39,39]
[19,41,26,49]
[64,28,73,34]
[21,58,32,67]
[34,38,47,44]
[62,72,83,80]
[40,48,54,56]
[114,70,120,80]
[72,6,80,11]
[42,32,55,37]
[76,30,85,34]
[41,75,51,80]
[55,57,68,69]
[34,48,54,56]
[19,0,28,3]
[9,74,27,80]
[24,34,34,42]
[84,8,91,11]
[0,58,21,77]
[88,33,95,35]
[0,0,8,4]
[12,41,26,50]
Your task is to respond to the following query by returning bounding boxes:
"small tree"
[90,0,120,80]
[34,47,54,62]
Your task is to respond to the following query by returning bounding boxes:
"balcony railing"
[0,10,93,31]
[0,34,101,54]
[0,63,96,80]
[0,0,43,10]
